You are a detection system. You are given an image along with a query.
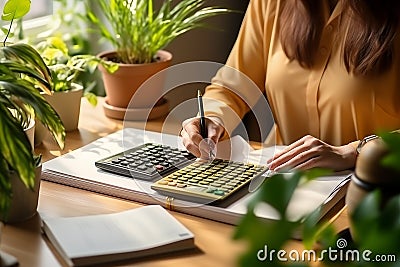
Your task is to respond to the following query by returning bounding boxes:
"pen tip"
[197,90,202,97]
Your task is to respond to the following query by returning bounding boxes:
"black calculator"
[95,143,196,180]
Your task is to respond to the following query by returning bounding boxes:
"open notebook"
[41,128,350,230]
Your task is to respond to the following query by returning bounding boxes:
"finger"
[206,118,224,144]
[181,128,201,158]
[273,148,320,171]
[207,124,221,144]
[269,143,312,170]
[182,117,197,128]
[294,156,322,171]
[267,137,307,163]
[182,119,204,144]
[181,117,222,159]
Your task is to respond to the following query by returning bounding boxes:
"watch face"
[356,140,364,154]
[357,135,379,154]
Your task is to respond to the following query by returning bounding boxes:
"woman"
[181,0,400,172]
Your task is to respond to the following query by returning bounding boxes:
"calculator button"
[213,190,225,196]
[136,165,147,171]
[155,165,164,171]
[129,163,139,168]
[222,185,234,190]
[210,182,223,187]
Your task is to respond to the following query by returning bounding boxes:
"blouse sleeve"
[203,0,277,137]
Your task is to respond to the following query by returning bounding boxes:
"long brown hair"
[279,0,400,75]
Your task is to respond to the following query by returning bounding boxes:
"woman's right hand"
[180,117,225,158]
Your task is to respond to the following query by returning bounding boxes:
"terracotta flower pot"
[97,50,172,110]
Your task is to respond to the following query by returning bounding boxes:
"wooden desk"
[0,97,349,267]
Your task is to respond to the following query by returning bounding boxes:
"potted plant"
[0,0,65,223]
[34,36,117,132]
[86,0,232,120]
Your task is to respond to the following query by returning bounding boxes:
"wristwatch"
[356,134,379,155]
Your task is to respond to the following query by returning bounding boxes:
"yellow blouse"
[203,0,400,146]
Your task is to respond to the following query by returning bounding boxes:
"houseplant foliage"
[35,36,117,106]
[0,0,65,218]
[85,0,234,115]
[86,0,233,64]
[234,132,400,267]
[37,0,113,99]
[233,169,336,267]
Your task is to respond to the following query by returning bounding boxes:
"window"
[0,0,53,20]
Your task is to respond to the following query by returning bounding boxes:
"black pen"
[197,90,207,138]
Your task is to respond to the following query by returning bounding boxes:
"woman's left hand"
[267,135,357,172]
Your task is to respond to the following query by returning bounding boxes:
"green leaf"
[0,155,12,216]
[1,0,31,21]
[234,210,302,267]
[380,195,400,230]
[2,43,53,88]
[349,191,400,260]
[380,132,400,172]
[1,26,9,35]
[84,92,97,107]
[1,61,51,88]
[302,206,336,250]
[247,172,302,217]
[0,104,35,189]
[350,190,381,241]
[302,207,322,249]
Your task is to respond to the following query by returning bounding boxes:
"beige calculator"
[151,158,270,202]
